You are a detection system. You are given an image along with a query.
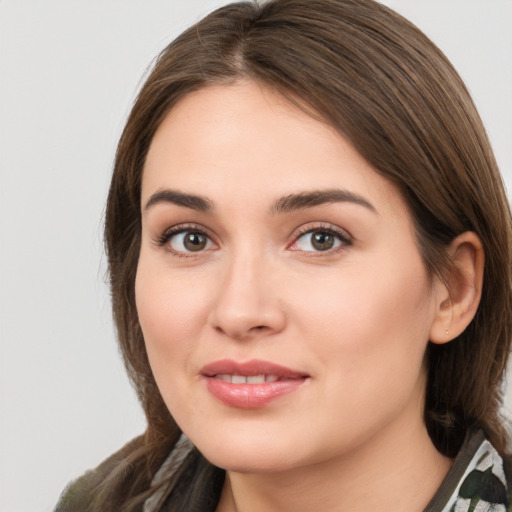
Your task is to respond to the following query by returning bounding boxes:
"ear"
[429,232,484,344]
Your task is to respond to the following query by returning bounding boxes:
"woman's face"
[136,81,441,472]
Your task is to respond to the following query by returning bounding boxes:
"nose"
[209,251,286,341]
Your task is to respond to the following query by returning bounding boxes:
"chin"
[205,449,297,474]
[191,430,306,474]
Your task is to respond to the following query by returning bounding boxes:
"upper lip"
[201,359,309,379]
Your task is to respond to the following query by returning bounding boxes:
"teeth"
[214,374,280,384]
[247,375,265,384]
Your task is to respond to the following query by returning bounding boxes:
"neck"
[216,418,452,512]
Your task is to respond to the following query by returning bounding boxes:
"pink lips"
[201,359,309,409]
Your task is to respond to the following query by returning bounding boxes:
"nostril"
[214,323,269,339]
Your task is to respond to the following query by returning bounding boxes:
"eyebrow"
[144,190,213,212]
[144,188,377,215]
[271,189,377,214]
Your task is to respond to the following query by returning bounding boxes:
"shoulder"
[425,430,512,512]
[54,435,144,512]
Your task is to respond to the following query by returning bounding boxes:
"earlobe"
[429,232,484,344]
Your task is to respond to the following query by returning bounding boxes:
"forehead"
[142,81,407,219]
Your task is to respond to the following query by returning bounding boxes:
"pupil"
[312,232,334,251]
[184,232,206,251]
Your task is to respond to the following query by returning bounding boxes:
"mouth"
[200,359,309,409]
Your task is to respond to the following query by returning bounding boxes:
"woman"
[56,0,512,510]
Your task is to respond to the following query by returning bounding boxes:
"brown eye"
[169,231,212,253]
[293,228,350,253]
[183,232,207,251]
[311,232,335,251]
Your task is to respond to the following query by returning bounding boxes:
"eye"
[158,227,215,254]
[171,231,211,252]
[291,226,351,253]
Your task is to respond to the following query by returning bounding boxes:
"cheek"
[134,259,212,383]
[289,253,434,379]
[286,260,433,446]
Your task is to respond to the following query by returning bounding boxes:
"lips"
[200,359,309,409]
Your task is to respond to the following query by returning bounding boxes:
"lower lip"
[204,377,307,409]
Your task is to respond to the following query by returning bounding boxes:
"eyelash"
[289,223,353,254]
[154,222,352,256]
[155,223,214,257]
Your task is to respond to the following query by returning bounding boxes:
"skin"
[136,81,481,511]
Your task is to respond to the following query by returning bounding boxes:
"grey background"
[1,1,511,510]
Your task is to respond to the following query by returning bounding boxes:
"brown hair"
[100,0,512,509]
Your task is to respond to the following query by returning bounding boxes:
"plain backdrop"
[1,1,511,511]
